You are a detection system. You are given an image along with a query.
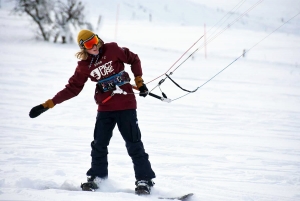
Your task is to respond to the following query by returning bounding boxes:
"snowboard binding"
[81,181,99,191]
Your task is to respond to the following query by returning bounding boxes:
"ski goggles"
[79,35,99,49]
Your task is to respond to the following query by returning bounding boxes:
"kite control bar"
[132,86,171,103]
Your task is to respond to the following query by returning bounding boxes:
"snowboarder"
[29,29,156,194]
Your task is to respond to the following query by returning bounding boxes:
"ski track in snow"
[1,0,300,201]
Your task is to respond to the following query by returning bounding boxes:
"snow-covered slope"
[0,0,300,201]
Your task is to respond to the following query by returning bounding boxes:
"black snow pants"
[86,109,156,180]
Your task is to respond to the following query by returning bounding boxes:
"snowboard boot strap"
[135,180,155,195]
[81,181,99,191]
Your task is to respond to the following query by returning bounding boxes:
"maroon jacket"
[52,42,142,111]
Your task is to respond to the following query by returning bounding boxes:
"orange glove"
[134,76,144,89]
[134,76,148,97]
[42,99,55,108]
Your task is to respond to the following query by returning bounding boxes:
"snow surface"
[1,0,300,201]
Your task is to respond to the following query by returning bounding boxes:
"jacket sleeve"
[114,43,143,77]
[52,66,88,105]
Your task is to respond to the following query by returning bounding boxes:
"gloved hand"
[29,99,54,118]
[135,76,148,97]
[138,84,148,97]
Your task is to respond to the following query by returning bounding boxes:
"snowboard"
[158,193,193,200]
[81,182,193,200]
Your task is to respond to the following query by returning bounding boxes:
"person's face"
[86,44,99,55]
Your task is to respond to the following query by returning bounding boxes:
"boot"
[81,176,102,191]
[135,179,155,195]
